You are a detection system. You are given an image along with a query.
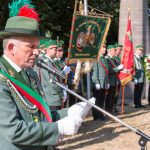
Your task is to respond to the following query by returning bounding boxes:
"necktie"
[20,69,30,84]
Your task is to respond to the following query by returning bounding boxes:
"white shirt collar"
[45,55,54,62]
[3,55,22,72]
[135,54,141,59]
[107,54,113,58]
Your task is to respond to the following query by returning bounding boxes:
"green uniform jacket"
[54,59,65,72]
[105,55,120,86]
[114,56,121,85]
[134,55,145,83]
[0,56,67,150]
[91,56,109,89]
[34,55,63,107]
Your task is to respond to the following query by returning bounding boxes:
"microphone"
[37,59,66,80]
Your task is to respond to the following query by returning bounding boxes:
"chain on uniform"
[0,73,38,114]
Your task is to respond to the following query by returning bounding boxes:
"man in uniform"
[54,40,65,70]
[105,45,124,114]
[91,43,110,121]
[113,44,123,112]
[34,39,68,111]
[134,45,145,108]
[0,1,94,149]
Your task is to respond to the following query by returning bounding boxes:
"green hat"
[38,39,49,48]
[136,45,143,50]
[45,40,57,48]
[0,0,45,39]
[107,44,116,49]
[107,44,116,52]
[115,43,123,48]
[0,16,43,39]
[57,40,64,50]
[57,40,64,47]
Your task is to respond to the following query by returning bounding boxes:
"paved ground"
[53,99,150,150]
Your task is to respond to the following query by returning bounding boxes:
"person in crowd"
[133,45,145,108]
[113,44,123,112]
[54,40,69,108]
[34,39,69,111]
[91,43,110,121]
[105,44,124,114]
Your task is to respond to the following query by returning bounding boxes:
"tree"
[0,0,120,52]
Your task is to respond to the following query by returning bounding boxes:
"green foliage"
[148,0,150,6]
[88,0,120,44]
[0,0,120,52]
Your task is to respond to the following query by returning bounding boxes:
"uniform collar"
[107,54,113,58]
[135,54,141,59]
[45,55,54,62]
[3,55,22,72]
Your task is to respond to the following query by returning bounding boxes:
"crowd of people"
[91,43,146,121]
[32,35,146,123]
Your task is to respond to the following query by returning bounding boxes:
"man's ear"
[8,43,15,56]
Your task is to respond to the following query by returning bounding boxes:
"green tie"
[20,69,30,84]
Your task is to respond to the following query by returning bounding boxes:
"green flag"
[68,14,111,64]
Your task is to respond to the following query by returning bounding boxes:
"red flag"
[118,10,135,85]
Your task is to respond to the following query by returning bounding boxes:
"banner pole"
[121,85,125,115]
[83,0,91,99]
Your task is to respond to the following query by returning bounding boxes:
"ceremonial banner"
[118,11,134,85]
[68,14,111,64]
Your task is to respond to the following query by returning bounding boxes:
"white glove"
[106,83,110,89]
[117,64,124,70]
[68,97,96,119]
[57,116,82,137]
[134,79,138,84]
[63,65,71,75]
[95,83,100,90]
[62,90,67,102]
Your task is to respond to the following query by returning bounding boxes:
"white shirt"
[3,55,22,72]
[107,54,113,58]
[134,54,141,59]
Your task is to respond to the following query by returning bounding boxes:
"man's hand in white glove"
[134,79,138,84]
[117,64,124,70]
[57,116,82,138]
[95,84,100,90]
[68,97,96,119]
[61,90,67,102]
[63,65,71,75]
[106,83,110,89]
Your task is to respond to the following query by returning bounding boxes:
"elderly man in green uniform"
[134,45,145,108]
[105,45,124,113]
[91,43,110,121]
[0,1,95,150]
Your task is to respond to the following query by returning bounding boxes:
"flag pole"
[121,85,125,115]
[83,0,91,99]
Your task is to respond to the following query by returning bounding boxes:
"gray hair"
[3,36,21,52]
